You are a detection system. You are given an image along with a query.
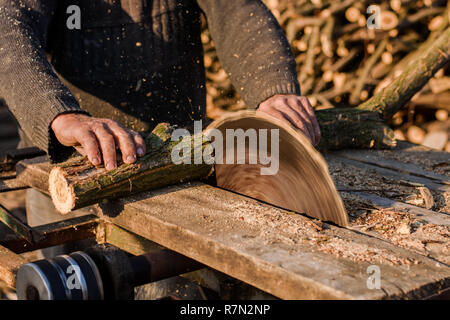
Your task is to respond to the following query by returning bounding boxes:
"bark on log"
[315,108,396,150]
[357,26,450,119]
[49,123,213,214]
[48,109,394,214]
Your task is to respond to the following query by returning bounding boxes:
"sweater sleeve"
[0,0,87,160]
[196,0,301,109]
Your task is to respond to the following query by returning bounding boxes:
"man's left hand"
[258,94,321,146]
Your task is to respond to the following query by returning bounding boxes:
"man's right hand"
[51,113,146,170]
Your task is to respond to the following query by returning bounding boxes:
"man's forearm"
[197,0,300,109]
[0,0,83,160]
[197,1,321,145]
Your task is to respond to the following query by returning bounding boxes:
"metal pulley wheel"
[16,243,203,300]
[16,251,104,300]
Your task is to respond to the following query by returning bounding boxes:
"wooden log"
[315,108,396,150]
[410,92,450,111]
[49,123,213,214]
[358,26,450,119]
[0,244,27,288]
[15,156,51,195]
[350,38,388,105]
[379,10,399,30]
[48,109,396,214]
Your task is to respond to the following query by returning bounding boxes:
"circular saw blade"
[206,110,348,227]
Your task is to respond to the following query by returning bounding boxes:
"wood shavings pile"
[352,207,450,264]
[228,199,417,266]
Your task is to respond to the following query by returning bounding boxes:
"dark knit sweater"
[0,0,300,161]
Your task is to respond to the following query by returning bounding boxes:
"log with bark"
[49,123,213,214]
[316,25,450,149]
[315,108,396,150]
[357,26,450,119]
[48,107,395,214]
[205,0,450,113]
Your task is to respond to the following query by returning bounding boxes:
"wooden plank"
[342,191,450,265]
[337,141,449,175]
[7,147,450,298]
[104,222,163,255]
[350,192,450,226]
[93,182,450,300]
[0,176,29,192]
[325,154,449,213]
[0,245,27,288]
[332,145,449,184]
[0,155,51,192]
[0,215,99,254]
[15,156,51,195]
[325,152,450,265]
[327,154,448,192]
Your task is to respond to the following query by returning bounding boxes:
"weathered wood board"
[325,142,449,268]
[93,182,450,299]
[332,141,449,183]
[0,142,449,299]
[0,244,27,288]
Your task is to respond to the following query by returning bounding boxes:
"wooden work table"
[1,141,449,299]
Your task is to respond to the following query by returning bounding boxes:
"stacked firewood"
[202,0,450,151]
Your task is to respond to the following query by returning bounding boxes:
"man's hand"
[51,113,146,170]
[258,95,321,146]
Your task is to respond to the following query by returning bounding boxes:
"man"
[0,0,320,298]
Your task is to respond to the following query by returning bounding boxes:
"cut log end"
[49,167,76,214]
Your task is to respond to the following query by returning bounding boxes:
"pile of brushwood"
[202,0,450,151]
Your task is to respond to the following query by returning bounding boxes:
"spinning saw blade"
[206,110,348,227]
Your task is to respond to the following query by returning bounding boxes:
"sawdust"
[342,193,450,265]
[328,160,450,213]
[375,147,450,177]
[315,237,416,266]
[354,209,450,264]
[226,198,417,266]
